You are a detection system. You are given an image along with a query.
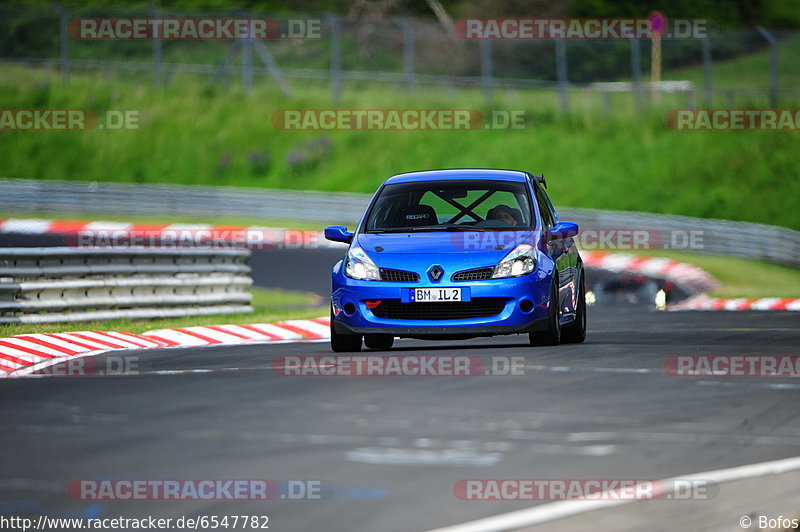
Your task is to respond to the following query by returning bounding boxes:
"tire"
[364,334,394,350]
[561,272,587,344]
[330,310,361,352]
[529,276,561,347]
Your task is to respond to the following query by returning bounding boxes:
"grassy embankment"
[1,41,799,228]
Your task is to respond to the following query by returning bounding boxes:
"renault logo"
[428,265,444,282]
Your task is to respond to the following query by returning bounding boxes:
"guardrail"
[561,206,800,268]
[1,178,798,268]
[0,178,370,225]
[0,247,252,323]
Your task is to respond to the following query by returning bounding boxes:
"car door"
[533,182,578,318]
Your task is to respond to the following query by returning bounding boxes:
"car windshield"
[364,179,534,233]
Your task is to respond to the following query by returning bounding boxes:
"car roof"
[383,168,530,185]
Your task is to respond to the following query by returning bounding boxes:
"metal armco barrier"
[0,247,252,323]
[0,178,797,268]
[561,207,800,268]
[0,178,371,226]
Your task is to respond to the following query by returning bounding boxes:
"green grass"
[0,286,326,337]
[620,249,800,298]
[1,56,799,229]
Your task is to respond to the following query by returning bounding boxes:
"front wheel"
[530,277,561,347]
[330,310,362,352]
[561,273,587,344]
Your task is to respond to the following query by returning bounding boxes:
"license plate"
[410,288,462,302]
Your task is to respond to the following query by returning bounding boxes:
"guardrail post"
[52,3,69,78]
[756,26,778,108]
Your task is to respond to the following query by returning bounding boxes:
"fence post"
[253,41,293,97]
[236,9,253,95]
[479,39,492,104]
[630,38,641,111]
[702,37,712,106]
[52,3,69,78]
[148,7,162,88]
[212,43,239,89]
[326,13,342,105]
[756,26,778,108]
[393,17,415,90]
[685,88,696,109]
[242,39,253,94]
[555,37,568,113]
[600,90,610,116]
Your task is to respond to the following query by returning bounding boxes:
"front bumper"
[331,267,552,339]
[333,318,549,339]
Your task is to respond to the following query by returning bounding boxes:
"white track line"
[425,455,800,532]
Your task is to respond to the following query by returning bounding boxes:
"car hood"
[356,231,535,257]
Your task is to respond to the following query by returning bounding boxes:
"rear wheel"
[530,277,561,347]
[330,310,361,352]
[561,272,587,344]
[364,334,394,350]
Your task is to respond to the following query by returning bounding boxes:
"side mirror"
[551,221,579,239]
[324,225,354,244]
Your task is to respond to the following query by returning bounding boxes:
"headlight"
[345,246,381,281]
[492,244,536,278]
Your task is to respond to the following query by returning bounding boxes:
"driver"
[489,204,522,226]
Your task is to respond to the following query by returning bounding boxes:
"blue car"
[324,169,586,351]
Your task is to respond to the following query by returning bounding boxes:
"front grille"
[370,298,507,320]
[380,268,419,282]
[452,267,494,282]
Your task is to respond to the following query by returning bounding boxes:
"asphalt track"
[1,307,799,531]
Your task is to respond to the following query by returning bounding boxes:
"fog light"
[343,302,357,316]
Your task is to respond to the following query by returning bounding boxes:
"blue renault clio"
[324,169,586,351]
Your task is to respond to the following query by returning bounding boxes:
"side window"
[542,189,558,222]
[534,185,555,228]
